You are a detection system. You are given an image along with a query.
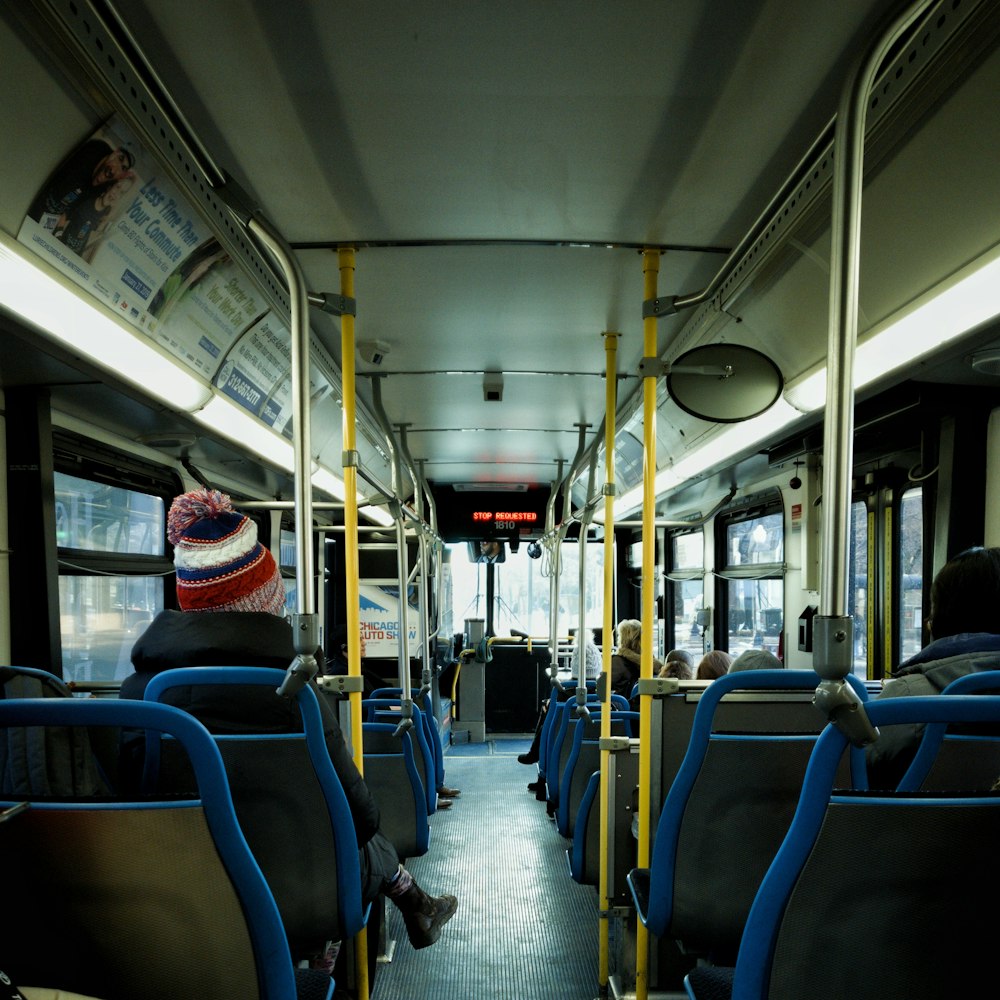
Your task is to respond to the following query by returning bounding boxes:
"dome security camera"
[359,340,390,365]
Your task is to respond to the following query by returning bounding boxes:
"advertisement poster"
[359,582,419,658]
[216,315,293,426]
[17,117,267,380]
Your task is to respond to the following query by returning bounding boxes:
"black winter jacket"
[122,609,380,845]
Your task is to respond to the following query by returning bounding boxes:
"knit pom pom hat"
[168,488,286,615]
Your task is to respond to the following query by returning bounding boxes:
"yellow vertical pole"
[339,246,370,1000]
[598,331,618,990]
[636,249,660,1000]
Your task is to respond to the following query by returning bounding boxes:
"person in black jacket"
[121,488,456,951]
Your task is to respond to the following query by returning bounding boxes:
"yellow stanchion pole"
[339,246,370,1000]
[636,250,660,1000]
[598,331,618,992]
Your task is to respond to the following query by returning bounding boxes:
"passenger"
[517,629,600,771]
[867,545,1000,786]
[695,649,733,680]
[657,648,694,680]
[609,618,663,696]
[728,648,784,671]
[576,628,603,680]
[120,488,457,952]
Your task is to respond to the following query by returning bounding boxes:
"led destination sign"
[473,511,538,531]
[430,487,553,541]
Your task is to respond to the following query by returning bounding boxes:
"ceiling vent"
[483,372,504,402]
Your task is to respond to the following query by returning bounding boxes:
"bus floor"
[370,736,600,1000]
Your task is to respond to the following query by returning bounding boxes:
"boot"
[517,707,545,764]
[394,880,458,949]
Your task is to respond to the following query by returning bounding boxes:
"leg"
[361,831,458,950]
[518,700,548,764]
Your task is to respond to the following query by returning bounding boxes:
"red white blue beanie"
[168,488,286,615]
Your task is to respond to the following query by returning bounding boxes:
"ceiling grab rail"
[370,376,416,736]
[574,445,600,721]
[597,331,619,993]
[543,460,565,695]
[813,0,935,746]
[636,247,660,1000]
[416,458,448,723]
[231,212,319,701]
[548,425,590,693]
[397,426,433,700]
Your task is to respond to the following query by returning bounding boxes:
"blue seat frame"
[688,695,1000,1000]
[0,696,330,1000]
[629,670,868,942]
[144,666,366,940]
[370,687,446,791]
[898,668,1000,791]
[362,720,431,858]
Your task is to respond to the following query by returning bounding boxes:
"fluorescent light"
[611,399,803,518]
[192,394,295,471]
[786,241,1000,412]
[0,232,213,413]
[311,465,347,500]
[360,502,395,527]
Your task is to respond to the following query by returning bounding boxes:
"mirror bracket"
[642,296,679,318]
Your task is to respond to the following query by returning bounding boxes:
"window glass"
[280,528,297,568]
[672,530,703,570]
[898,487,923,662]
[721,504,784,657]
[671,577,706,660]
[55,472,164,555]
[446,540,608,641]
[849,500,869,676]
[60,574,163,683]
[725,512,783,566]
[726,578,783,657]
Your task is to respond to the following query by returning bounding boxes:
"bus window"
[446,540,608,640]
[55,471,170,684]
[898,486,923,662]
[719,507,784,658]
[666,528,704,660]
[849,499,870,677]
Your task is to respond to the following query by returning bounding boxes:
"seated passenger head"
[728,648,784,672]
[615,619,642,652]
[927,546,1000,640]
[660,648,694,680]
[696,649,733,679]
[168,488,286,616]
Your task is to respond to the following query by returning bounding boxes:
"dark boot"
[394,881,458,949]
[517,706,546,764]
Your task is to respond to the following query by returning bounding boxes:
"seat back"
[545,691,618,807]
[362,721,431,859]
[0,697,312,1000]
[370,687,445,790]
[569,743,640,903]
[557,709,638,838]
[144,667,365,948]
[729,695,1000,1000]
[363,698,436,813]
[537,679,593,781]
[0,665,110,796]
[641,670,867,958]
[648,680,711,840]
[898,669,1000,791]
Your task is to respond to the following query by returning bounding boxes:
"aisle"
[370,739,600,1000]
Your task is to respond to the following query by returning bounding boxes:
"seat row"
[556,667,1000,998]
[0,666,445,1000]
